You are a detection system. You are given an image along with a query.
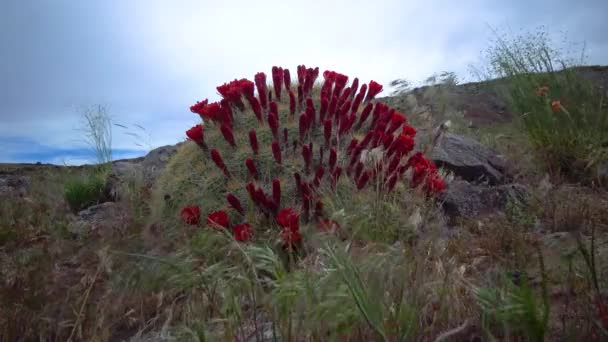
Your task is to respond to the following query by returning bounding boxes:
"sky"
[1,0,607,165]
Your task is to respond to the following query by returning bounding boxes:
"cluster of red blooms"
[180,205,252,242]
[183,65,446,247]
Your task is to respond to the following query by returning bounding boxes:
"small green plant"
[64,172,107,212]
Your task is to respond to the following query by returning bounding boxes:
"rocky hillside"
[2,66,608,340]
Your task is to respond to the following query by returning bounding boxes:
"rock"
[431,133,508,185]
[68,202,131,239]
[0,174,30,197]
[441,180,528,221]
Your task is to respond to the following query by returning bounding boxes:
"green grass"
[64,171,108,212]
[477,28,608,186]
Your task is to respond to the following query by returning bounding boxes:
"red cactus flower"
[272,66,283,101]
[388,134,415,158]
[190,99,209,115]
[382,133,394,150]
[387,155,401,175]
[186,124,205,146]
[277,208,300,230]
[233,222,252,242]
[365,80,383,102]
[297,65,306,84]
[332,73,349,99]
[355,102,374,130]
[227,193,245,215]
[351,90,364,114]
[220,124,236,147]
[246,96,263,123]
[313,165,325,187]
[289,90,296,117]
[385,174,398,192]
[387,112,406,135]
[245,157,259,180]
[323,119,332,146]
[248,130,259,155]
[268,111,279,139]
[272,178,281,207]
[425,173,446,194]
[402,124,417,137]
[210,149,230,178]
[207,210,229,229]
[217,81,245,110]
[283,128,289,145]
[329,147,337,170]
[302,144,312,172]
[181,205,200,225]
[357,170,371,190]
[297,84,304,107]
[354,161,364,180]
[299,114,308,140]
[294,172,302,195]
[345,138,358,156]
[254,72,268,109]
[272,140,282,165]
[239,79,255,99]
[283,68,291,90]
[350,78,359,99]
[319,96,329,121]
[337,87,351,108]
[196,102,222,122]
[328,95,338,119]
[551,100,562,113]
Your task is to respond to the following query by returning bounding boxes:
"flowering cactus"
[182,65,445,246]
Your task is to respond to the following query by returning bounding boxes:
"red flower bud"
[328,95,338,119]
[283,68,291,90]
[299,114,308,141]
[272,140,282,165]
[297,84,304,107]
[181,205,200,225]
[402,124,417,137]
[289,90,296,117]
[306,98,316,125]
[346,138,358,156]
[268,111,279,139]
[233,222,252,242]
[248,130,259,155]
[365,80,383,102]
[220,123,236,147]
[254,72,268,109]
[227,193,245,215]
[210,149,230,178]
[329,147,337,170]
[297,65,305,84]
[313,165,325,187]
[207,210,229,229]
[320,96,329,121]
[186,124,205,146]
[357,171,371,190]
[302,144,312,172]
[354,161,364,180]
[323,119,332,146]
[283,128,289,145]
[350,78,359,99]
[246,96,263,123]
[355,102,373,130]
[245,157,259,180]
[272,66,283,101]
[272,178,281,207]
[387,112,406,135]
[190,99,209,115]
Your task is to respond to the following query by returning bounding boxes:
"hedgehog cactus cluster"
[183,65,445,247]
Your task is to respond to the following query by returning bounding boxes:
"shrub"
[64,172,108,212]
[476,28,608,185]
[153,65,446,247]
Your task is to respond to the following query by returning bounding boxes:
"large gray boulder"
[431,133,508,185]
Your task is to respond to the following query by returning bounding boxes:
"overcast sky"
[1,0,606,164]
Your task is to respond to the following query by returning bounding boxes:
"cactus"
[161,65,445,245]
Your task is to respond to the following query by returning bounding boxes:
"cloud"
[1,0,606,164]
